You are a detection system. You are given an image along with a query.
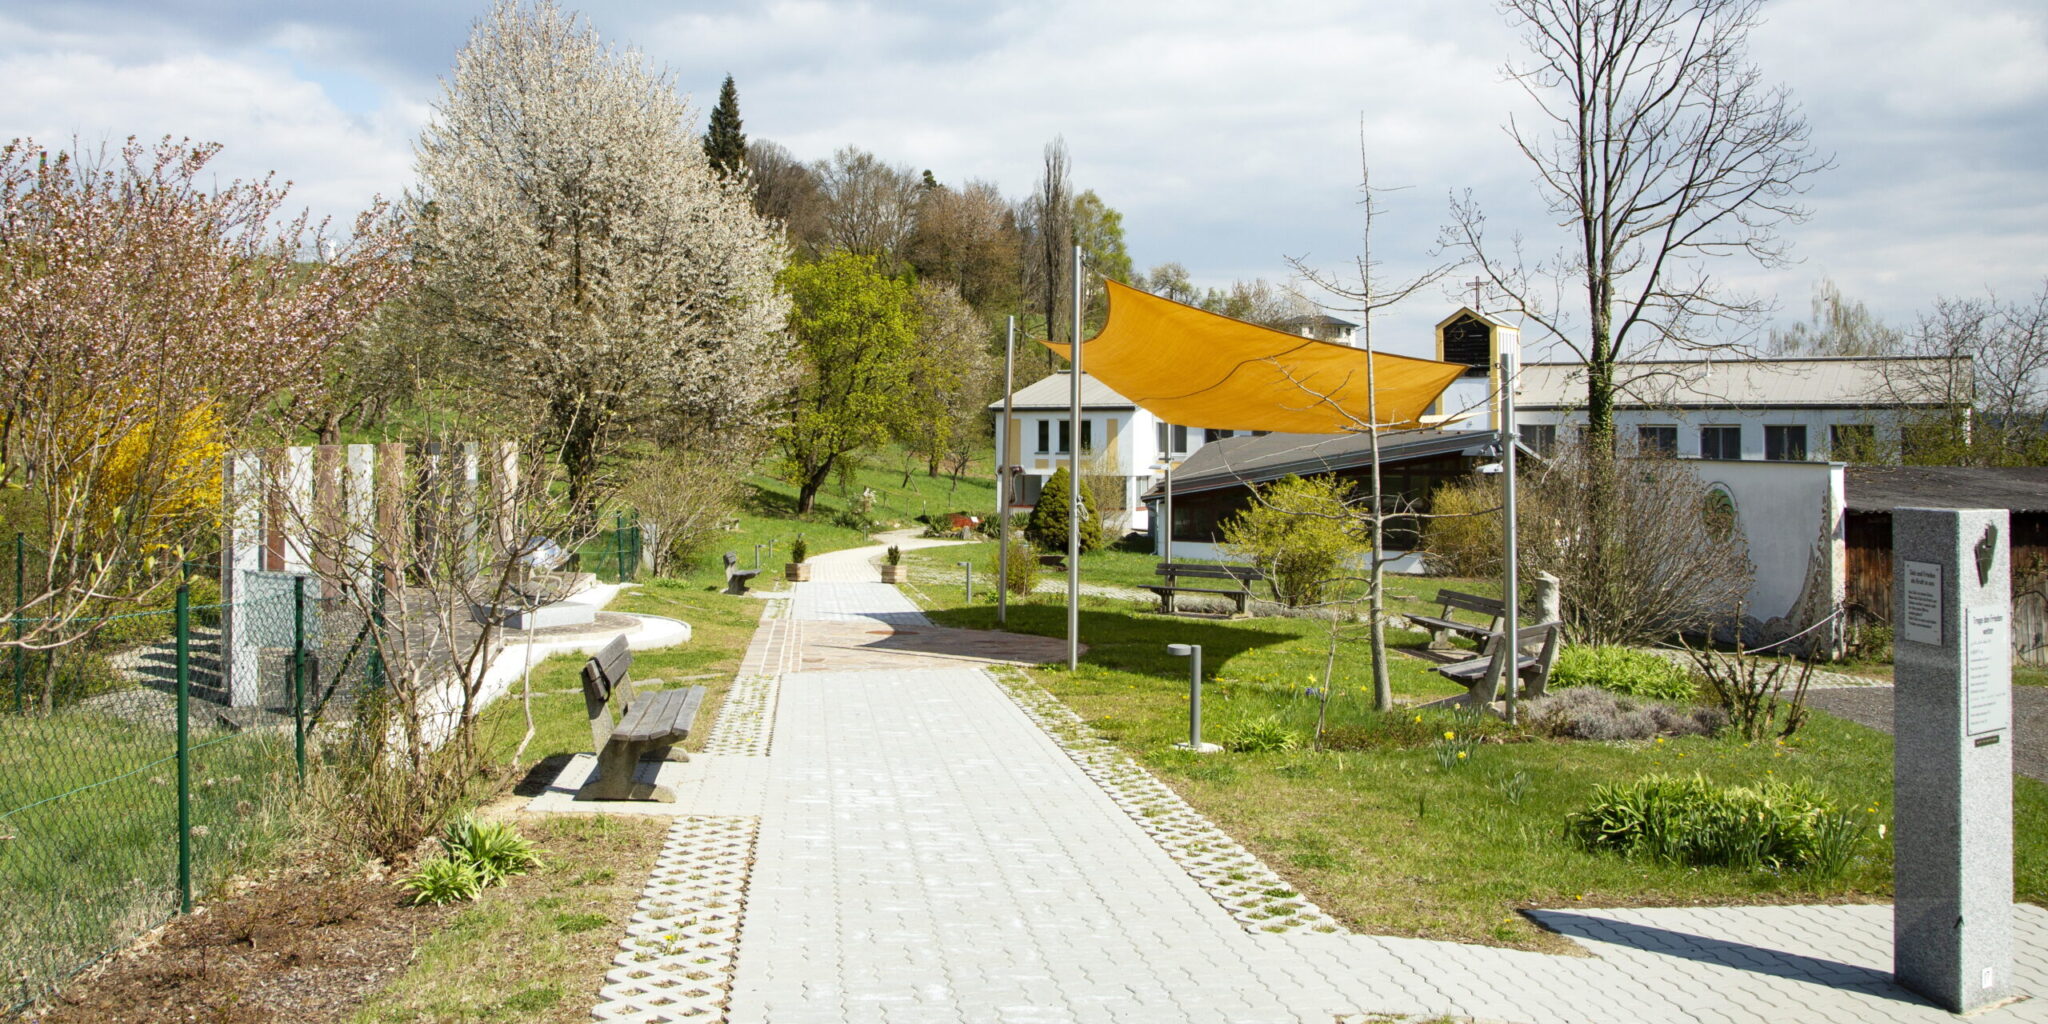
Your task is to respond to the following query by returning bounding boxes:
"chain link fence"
[1,572,344,1013]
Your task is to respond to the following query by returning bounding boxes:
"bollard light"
[754,543,766,570]
[1166,643,1222,753]
[956,560,973,602]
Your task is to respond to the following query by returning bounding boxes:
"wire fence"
[0,578,345,1014]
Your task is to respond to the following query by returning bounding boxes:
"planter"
[880,565,909,584]
[785,562,811,582]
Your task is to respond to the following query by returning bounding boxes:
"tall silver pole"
[998,316,1016,626]
[1499,351,1521,724]
[1067,244,1083,671]
[1162,462,1173,566]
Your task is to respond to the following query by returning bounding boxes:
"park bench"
[1038,553,1069,571]
[577,635,705,802]
[1144,562,1263,616]
[1406,589,1506,650]
[1425,620,1565,709]
[722,551,761,595]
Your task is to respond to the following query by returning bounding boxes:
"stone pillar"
[220,451,265,707]
[1531,570,1561,624]
[1893,507,2013,1013]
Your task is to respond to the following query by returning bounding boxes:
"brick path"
[604,540,2048,1023]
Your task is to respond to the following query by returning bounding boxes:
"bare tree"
[1766,278,1902,356]
[1289,146,1456,711]
[1027,138,1074,349]
[746,139,829,255]
[1446,0,1829,453]
[816,146,921,267]
[1874,282,2048,465]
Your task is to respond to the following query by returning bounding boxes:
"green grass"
[916,587,2048,952]
[351,814,669,1024]
[0,709,302,1009]
[476,579,764,768]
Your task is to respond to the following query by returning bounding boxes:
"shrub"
[1025,466,1101,553]
[1524,687,1723,741]
[885,545,902,566]
[986,541,1041,598]
[1420,476,1499,577]
[403,855,485,905]
[1222,714,1300,753]
[618,448,751,577]
[789,536,808,563]
[1550,645,1697,701]
[441,816,542,886]
[1218,474,1364,607]
[1566,773,1865,875]
[1685,639,1814,742]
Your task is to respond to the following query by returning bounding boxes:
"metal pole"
[293,575,307,784]
[998,316,1016,626]
[754,543,765,571]
[1068,245,1083,671]
[1500,352,1521,725]
[1162,462,1174,566]
[959,562,974,603]
[175,583,192,914]
[12,532,21,713]
[1189,644,1204,748]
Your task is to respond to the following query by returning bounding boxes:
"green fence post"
[369,569,386,692]
[175,583,192,915]
[293,575,307,784]
[12,532,22,714]
[615,513,627,582]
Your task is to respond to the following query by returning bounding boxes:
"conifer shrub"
[1025,466,1101,553]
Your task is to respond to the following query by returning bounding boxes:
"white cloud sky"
[0,0,2042,359]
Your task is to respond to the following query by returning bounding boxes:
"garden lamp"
[1166,643,1221,753]
[956,560,973,602]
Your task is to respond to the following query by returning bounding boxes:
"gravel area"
[1805,684,2048,784]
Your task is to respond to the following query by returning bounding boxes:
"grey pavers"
[628,538,2048,1023]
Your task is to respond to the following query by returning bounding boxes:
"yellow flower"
[1413,715,1422,723]
[1654,737,1665,744]
[1456,750,1467,760]
[1444,731,1456,740]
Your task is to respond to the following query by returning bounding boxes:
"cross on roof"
[1467,276,1488,311]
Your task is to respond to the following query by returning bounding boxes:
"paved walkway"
[592,540,2048,1023]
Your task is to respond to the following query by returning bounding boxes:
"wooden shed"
[1844,466,2048,663]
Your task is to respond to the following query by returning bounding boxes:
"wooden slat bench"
[1038,553,1068,571]
[1423,620,1565,709]
[577,635,705,802]
[1144,562,1264,616]
[1406,589,1506,650]
[722,551,761,595]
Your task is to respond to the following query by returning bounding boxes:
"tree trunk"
[317,409,344,448]
[796,456,835,514]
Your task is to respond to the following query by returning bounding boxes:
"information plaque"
[1965,607,2010,736]
[1902,559,1943,646]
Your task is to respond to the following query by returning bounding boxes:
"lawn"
[920,591,2048,953]
[476,578,764,769]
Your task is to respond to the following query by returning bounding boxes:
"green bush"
[1566,773,1866,875]
[985,541,1042,598]
[403,855,485,905]
[1025,466,1101,553]
[1222,714,1300,753]
[441,816,543,887]
[1218,474,1364,607]
[1551,645,1697,701]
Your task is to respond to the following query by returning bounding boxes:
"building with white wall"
[988,371,1259,534]
[1509,357,1966,460]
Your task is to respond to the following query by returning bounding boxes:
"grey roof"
[1516,357,1965,410]
[987,371,1134,411]
[1279,313,1359,329]
[1845,466,2048,514]
[1143,428,1508,499]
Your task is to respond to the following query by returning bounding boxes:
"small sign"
[1965,607,2010,737]
[1902,560,1943,646]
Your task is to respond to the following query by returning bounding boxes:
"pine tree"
[1026,466,1101,553]
[703,74,747,177]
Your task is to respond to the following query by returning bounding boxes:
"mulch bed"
[29,864,453,1024]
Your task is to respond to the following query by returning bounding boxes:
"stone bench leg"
[579,739,677,802]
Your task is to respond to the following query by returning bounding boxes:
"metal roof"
[1845,466,2048,514]
[1142,427,1509,499]
[1516,357,1964,410]
[986,371,1135,412]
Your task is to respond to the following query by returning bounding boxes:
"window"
[1830,423,1876,461]
[1702,486,1737,540]
[1636,425,1678,456]
[1171,424,1188,454]
[1699,425,1741,460]
[1036,420,1051,453]
[1058,420,1071,454]
[1204,428,1233,444]
[1079,419,1094,454]
[1519,424,1557,456]
[1764,425,1807,461]
[1156,422,1189,455]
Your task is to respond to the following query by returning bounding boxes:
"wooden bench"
[577,635,705,802]
[1406,589,1506,650]
[722,551,761,595]
[1423,620,1565,709]
[1143,562,1264,616]
[1038,553,1068,571]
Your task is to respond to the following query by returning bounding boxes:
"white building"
[987,371,1259,535]
[1508,356,1967,460]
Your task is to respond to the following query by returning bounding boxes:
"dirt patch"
[31,864,451,1024]
[1807,685,2048,784]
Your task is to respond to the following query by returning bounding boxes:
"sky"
[2,0,2044,361]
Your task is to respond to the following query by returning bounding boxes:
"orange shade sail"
[1043,279,1466,432]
